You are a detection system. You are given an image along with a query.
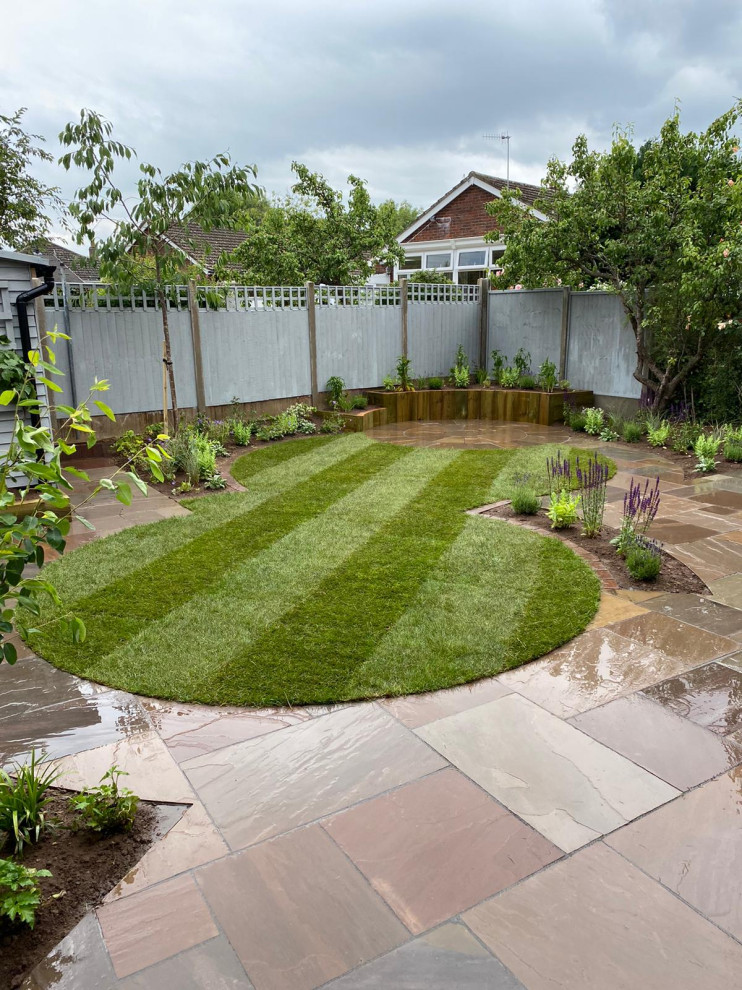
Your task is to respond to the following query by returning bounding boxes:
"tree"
[0,326,167,665]
[486,103,742,411]
[377,199,420,238]
[223,164,404,285]
[59,110,260,423]
[0,109,63,250]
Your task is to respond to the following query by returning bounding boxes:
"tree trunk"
[155,260,178,424]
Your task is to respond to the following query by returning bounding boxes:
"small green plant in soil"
[0,858,51,928]
[583,407,605,435]
[724,442,742,462]
[475,366,490,386]
[337,394,356,412]
[559,379,571,390]
[647,420,671,447]
[599,426,619,441]
[204,473,227,490]
[428,377,443,390]
[670,419,701,452]
[68,766,139,833]
[518,374,537,389]
[230,420,253,446]
[351,395,368,409]
[538,359,558,392]
[547,489,581,529]
[500,367,519,388]
[490,348,507,384]
[450,344,470,387]
[611,476,661,555]
[320,413,345,434]
[382,374,397,391]
[396,356,415,392]
[0,751,59,855]
[510,474,540,515]
[626,537,662,581]
[326,376,345,408]
[694,433,722,473]
[622,421,644,443]
[513,348,531,378]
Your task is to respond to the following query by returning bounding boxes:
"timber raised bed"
[364,387,594,427]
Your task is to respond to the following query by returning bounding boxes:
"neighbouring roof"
[399,171,546,244]
[32,241,99,282]
[163,221,249,271]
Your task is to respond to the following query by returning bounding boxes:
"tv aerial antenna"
[483,132,511,188]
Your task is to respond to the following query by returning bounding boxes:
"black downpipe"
[14,264,56,428]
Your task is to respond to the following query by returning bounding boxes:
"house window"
[458,249,486,268]
[491,248,505,266]
[425,252,452,269]
[401,254,422,270]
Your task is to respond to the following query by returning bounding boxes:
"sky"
[4,0,741,244]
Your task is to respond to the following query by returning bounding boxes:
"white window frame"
[395,239,505,282]
[457,248,487,269]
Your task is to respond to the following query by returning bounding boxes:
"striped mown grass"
[27,435,606,706]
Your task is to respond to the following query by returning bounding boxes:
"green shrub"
[69,766,139,833]
[0,858,51,928]
[622,421,644,443]
[670,419,701,452]
[626,538,662,581]
[320,413,345,434]
[490,348,507,384]
[337,394,355,412]
[231,420,253,446]
[0,751,59,855]
[570,413,587,432]
[583,407,605,435]
[647,420,671,447]
[195,435,217,478]
[204,473,227,489]
[518,374,537,389]
[537,359,558,392]
[500,367,519,388]
[382,374,397,391]
[396,355,415,392]
[599,426,619,441]
[546,489,581,529]
[475,366,490,386]
[724,441,742,462]
[112,430,147,471]
[351,395,368,410]
[428,376,443,390]
[450,344,470,387]
[326,376,345,407]
[513,347,531,377]
[694,433,722,473]
[197,418,231,448]
[510,483,541,515]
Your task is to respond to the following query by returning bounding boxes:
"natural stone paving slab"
[0,651,151,767]
[606,767,742,941]
[182,704,446,849]
[197,825,408,990]
[642,662,742,735]
[143,697,311,762]
[105,801,228,901]
[416,695,678,852]
[53,730,195,803]
[97,874,218,979]
[463,843,742,990]
[607,610,738,665]
[378,676,511,728]
[643,592,742,641]
[323,923,525,989]
[21,913,116,990]
[672,536,742,582]
[690,488,742,511]
[323,767,561,933]
[570,693,742,790]
[497,627,694,717]
[708,573,742,609]
[648,519,720,543]
[119,936,254,989]
[587,592,647,628]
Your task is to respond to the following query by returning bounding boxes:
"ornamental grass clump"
[0,751,59,855]
[510,473,541,515]
[612,476,661,555]
[576,454,610,537]
[626,536,662,581]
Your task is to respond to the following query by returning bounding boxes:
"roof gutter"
[14,262,56,427]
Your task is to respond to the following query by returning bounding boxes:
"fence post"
[187,281,207,414]
[306,281,319,406]
[478,278,490,370]
[400,277,408,358]
[559,286,571,381]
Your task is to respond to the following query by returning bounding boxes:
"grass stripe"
[39,434,365,607]
[82,448,457,699]
[204,448,514,705]
[31,439,406,674]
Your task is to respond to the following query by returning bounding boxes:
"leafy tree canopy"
[376,199,420,237]
[222,164,404,285]
[486,103,742,410]
[0,109,63,251]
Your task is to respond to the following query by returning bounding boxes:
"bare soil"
[484,503,709,595]
[0,791,184,989]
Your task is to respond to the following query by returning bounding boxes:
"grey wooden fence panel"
[315,305,400,390]
[566,292,641,398]
[408,302,480,377]
[63,309,197,414]
[199,308,311,405]
[487,289,564,374]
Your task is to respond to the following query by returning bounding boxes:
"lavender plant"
[611,476,661,555]
[575,454,610,537]
[626,536,663,581]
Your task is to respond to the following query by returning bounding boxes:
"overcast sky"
[4,0,741,243]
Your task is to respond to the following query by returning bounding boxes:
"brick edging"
[467,502,619,592]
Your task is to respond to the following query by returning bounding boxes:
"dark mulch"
[0,790,184,989]
[484,503,709,595]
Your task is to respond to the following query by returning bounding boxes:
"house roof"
[162,221,249,271]
[399,171,546,243]
[32,241,99,282]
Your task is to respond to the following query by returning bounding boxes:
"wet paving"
[4,424,742,989]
